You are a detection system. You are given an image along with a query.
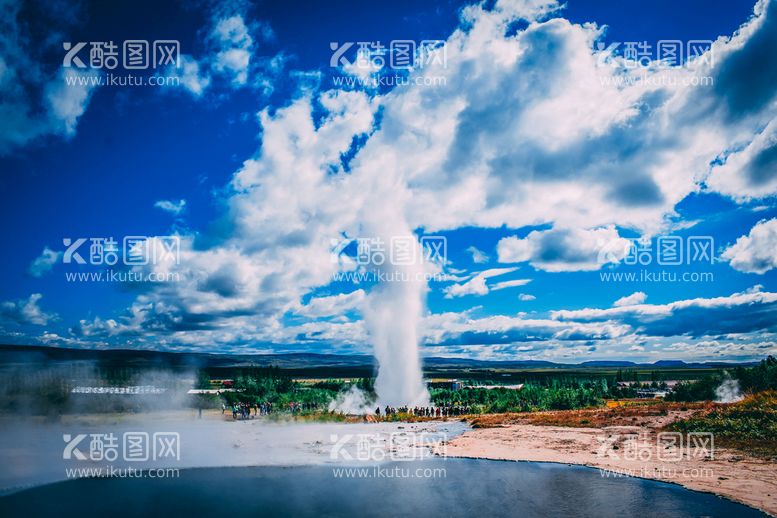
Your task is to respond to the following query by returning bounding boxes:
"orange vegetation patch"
[468,401,710,429]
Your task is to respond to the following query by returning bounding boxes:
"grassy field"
[668,391,777,458]
[460,390,777,459]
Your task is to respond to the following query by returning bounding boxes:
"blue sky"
[1,0,776,362]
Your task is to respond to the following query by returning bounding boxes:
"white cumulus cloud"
[613,291,647,307]
[28,247,61,277]
[443,267,522,298]
[0,293,57,326]
[154,199,187,216]
[497,226,630,272]
[722,218,777,274]
[466,246,490,264]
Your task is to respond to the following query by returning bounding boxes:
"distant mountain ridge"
[0,344,756,370]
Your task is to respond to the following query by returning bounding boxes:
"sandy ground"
[445,410,777,516]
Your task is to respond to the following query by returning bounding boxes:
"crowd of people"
[376,405,472,417]
[224,401,321,420]
[220,398,477,421]
[224,402,273,420]
[288,401,319,413]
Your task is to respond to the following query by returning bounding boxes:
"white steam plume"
[363,252,429,407]
[328,385,374,414]
[714,375,744,403]
[357,168,430,408]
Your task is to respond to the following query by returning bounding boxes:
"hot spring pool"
[0,458,766,517]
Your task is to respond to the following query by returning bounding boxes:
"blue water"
[0,458,766,517]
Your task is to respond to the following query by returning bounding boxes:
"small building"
[635,389,668,398]
[463,384,525,391]
[428,379,463,390]
[187,388,239,395]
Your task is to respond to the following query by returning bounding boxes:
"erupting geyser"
[354,159,431,409]
[363,246,430,407]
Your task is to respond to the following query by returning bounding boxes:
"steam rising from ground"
[715,376,744,403]
[328,385,374,414]
[0,414,467,494]
[0,361,198,415]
